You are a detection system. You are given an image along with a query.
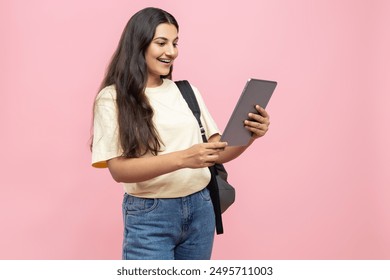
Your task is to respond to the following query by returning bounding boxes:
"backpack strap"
[175,80,224,234]
[175,80,207,143]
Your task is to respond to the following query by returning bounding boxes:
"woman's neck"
[146,76,163,88]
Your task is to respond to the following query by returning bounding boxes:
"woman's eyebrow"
[153,36,179,41]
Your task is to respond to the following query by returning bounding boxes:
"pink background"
[1,0,389,259]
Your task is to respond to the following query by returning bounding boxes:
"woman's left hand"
[244,105,270,140]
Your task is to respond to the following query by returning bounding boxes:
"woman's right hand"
[180,142,228,169]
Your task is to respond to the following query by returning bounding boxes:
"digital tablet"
[220,78,277,146]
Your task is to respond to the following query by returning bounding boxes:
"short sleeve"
[91,86,123,168]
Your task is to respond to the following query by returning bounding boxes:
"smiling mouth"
[157,58,172,64]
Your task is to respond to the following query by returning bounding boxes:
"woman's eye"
[157,42,165,46]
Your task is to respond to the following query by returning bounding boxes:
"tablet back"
[221,78,277,146]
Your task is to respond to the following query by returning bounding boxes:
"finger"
[199,160,214,168]
[205,141,228,149]
[245,125,267,136]
[203,154,219,165]
[255,105,269,118]
[248,112,267,123]
[204,149,221,157]
[244,120,268,130]
[206,154,219,160]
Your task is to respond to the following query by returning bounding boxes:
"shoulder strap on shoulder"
[175,80,207,142]
[175,80,200,119]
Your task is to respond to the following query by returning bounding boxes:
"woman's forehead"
[153,23,178,39]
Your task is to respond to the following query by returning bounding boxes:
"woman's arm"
[107,105,269,182]
[107,141,228,183]
[211,105,270,163]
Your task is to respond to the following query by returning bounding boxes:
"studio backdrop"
[0,0,389,259]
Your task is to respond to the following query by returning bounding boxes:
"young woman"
[91,7,270,260]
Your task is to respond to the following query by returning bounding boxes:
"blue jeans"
[122,188,215,260]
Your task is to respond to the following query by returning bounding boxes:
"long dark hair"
[96,7,179,158]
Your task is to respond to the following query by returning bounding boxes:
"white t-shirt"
[92,79,220,198]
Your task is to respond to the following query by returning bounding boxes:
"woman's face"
[145,23,179,87]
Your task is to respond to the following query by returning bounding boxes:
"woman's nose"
[165,44,177,56]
